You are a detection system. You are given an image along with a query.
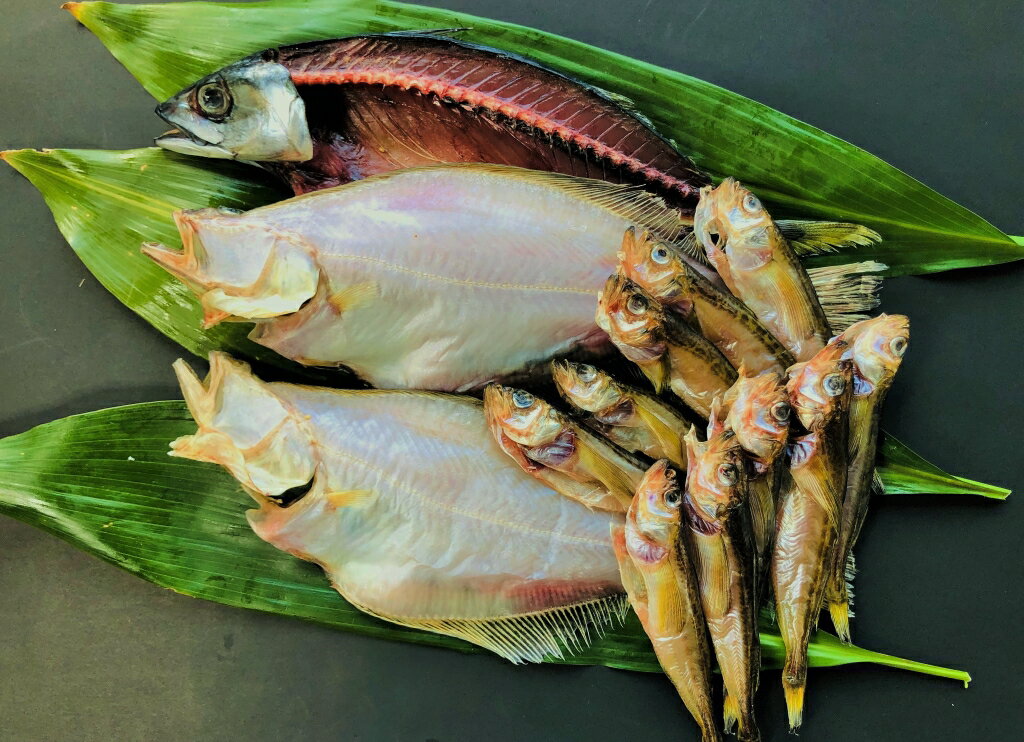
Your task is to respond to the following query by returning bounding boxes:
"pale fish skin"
[825,314,909,641]
[168,352,626,663]
[143,165,698,392]
[612,460,722,742]
[693,178,831,362]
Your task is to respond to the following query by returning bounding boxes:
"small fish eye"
[771,401,791,423]
[717,463,739,486]
[197,81,232,118]
[664,488,681,507]
[512,390,534,409]
[626,294,648,315]
[742,193,761,213]
[823,373,846,396]
[890,336,908,357]
[664,467,677,479]
[578,364,598,382]
[651,245,671,265]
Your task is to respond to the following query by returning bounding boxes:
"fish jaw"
[723,370,790,466]
[786,340,853,432]
[155,56,313,162]
[840,313,910,392]
[551,360,623,414]
[482,385,565,449]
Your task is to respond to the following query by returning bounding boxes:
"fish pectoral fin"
[612,526,650,624]
[325,489,376,509]
[633,397,687,465]
[806,260,887,332]
[692,533,731,619]
[536,467,626,512]
[347,593,629,665]
[574,435,637,507]
[637,356,670,393]
[776,220,881,256]
[328,281,379,314]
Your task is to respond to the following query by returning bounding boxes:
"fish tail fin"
[783,682,805,730]
[777,219,881,256]
[807,260,887,332]
[722,692,739,733]
[829,600,852,644]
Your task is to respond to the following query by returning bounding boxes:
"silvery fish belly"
[143,165,694,391]
[169,353,626,663]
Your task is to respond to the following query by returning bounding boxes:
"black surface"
[1,1,1021,740]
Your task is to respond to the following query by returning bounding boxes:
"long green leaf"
[1,146,1008,499]
[63,0,1022,275]
[0,401,970,685]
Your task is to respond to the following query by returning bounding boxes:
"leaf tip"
[61,2,84,21]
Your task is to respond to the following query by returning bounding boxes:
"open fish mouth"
[154,126,237,160]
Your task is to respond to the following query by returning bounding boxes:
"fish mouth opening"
[154,119,237,160]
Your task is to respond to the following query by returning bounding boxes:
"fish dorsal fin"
[343,592,628,665]
[389,164,693,247]
[777,220,882,256]
[691,529,731,619]
[325,489,375,509]
[807,260,887,332]
[633,395,688,466]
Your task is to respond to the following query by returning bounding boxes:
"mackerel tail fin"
[807,260,887,332]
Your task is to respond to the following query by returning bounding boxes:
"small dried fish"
[596,273,736,418]
[619,228,795,373]
[552,360,691,465]
[483,384,645,512]
[168,353,627,663]
[774,338,853,729]
[684,428,762,741]
[612,460,721,742]
[825,314,910,641]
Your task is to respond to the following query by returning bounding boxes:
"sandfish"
[693,178,884,360]
[483,384,645,512]
[773,338,853,729]
[552,360,691,466]
[154,32,710,207]
[143,164,716,391]
[825,314,909,641]
[596,273,736,418]
[612,460,721,742]
[167,353,627,663]
[684,427,762,741]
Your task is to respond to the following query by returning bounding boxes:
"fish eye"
[742,193,761,213]
[890,336,908,357]
[512,390,534,409]
[196,81,232,118]
[650,245,671,264]
[717,463,739,486]
[664,466,677,479]
[664,488,681,507]
[577,364,598,382]
[771,401,791,423]
[823,373,846,396]
[626,294,648,315]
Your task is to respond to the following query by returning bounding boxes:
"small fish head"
[684,428,748,523]
[617,227,688,305]
[694,178,773,269]
[168,353,319,506]
[143,208,320,327]
[155,54,313,162]
[786,339,854,431]
[596,273,668,383]
[841,313,910,391]
[724,369,791,466]
[630,459,684,545]
[551,361,621,414]
[482,385,564,448]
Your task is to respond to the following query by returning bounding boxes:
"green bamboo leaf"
[63,0,1022,275]
[2,146,1008,499]
[0,400,970,685]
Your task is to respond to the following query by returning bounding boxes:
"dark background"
[1,1,1021,740]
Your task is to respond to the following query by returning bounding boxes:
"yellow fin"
[784,682,805,730]
[325,489,375,509]
[347,592,628,665]
[575,434,639,507]
[807,260,886,331]
[328,281,379,314]
[642,566,686,636]
[777,219,882,256]
[633,395,688,466]
[612,526,649,620]
[638,357,669,393]
[829,600,851,644]
[723,692,739,733]
[692,532,730,618]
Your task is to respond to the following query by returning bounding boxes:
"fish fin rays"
[347,593,629,664]
[328,281,379,314]
[783,682,805,730]
[692,533,730,618]
[808,260,887,332]
[575,435,638,507]
[325,489,375,509]
[612,525,650,624]
[633,397,688,465]
[778,220,882,256]
[723,693,739,733]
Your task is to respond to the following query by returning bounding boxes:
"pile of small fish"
[149,31,910,738]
